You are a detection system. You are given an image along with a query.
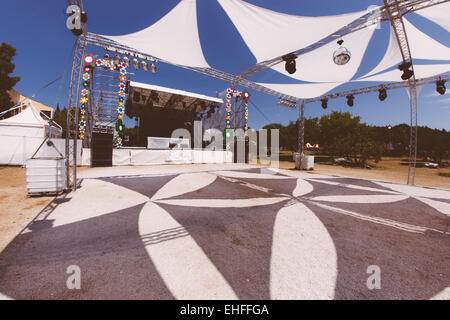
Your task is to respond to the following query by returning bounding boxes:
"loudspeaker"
[91,132,113,167]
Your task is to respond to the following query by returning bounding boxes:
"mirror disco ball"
[333,47,351,65]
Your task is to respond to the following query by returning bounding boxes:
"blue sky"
[1,0,449,130]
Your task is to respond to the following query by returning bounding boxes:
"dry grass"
[273,156,450,189]
[0,167,53,252]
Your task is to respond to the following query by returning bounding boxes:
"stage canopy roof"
[98,0,450,99]
[128,81,223,112]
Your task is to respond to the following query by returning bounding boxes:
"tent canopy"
[97,0,450,99]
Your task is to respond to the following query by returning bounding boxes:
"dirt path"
[0,167,53,252]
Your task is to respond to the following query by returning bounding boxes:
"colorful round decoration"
[117,107,124,114]
[80,97,88,104]
[226,94,231,98]
[79,120,86,128]
[118,114,123,120]
[103,60,109,67]
[96,59,103,67]
[118,83,125,90]
[81,89,89,96]
[82,81,89,88]
[119,97,124,102]
[118,101,124,107]
[226,108,231,112]
[119,91,125,97]
[227,88,233,94]
[119,75,127,82]
[79,127,85,133]
[120,68,127,75]
[82,73,90,81]
[80,109,86,114]
[83,67,91,73]
[84,54,94,65]
[109,63,116,71]
[79,133,85,140]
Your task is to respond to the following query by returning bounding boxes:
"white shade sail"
[354,63,450,82]
[361,25,403,78]
[359,18,450,79]
[217,0,368,63]
[271,24,376,82]
[404,18,450,61]
[257,82,343,99]
[414,2,450,32]
[101,0,210,68]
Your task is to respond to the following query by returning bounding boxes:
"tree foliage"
[0,42,20,112]
[264,111,450,166]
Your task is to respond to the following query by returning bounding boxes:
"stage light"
[103,53,110,60]
[436,79,446,95]
[282,53,297,74]
[140,61,149,72]
[321,99,328,109]
[378,87,387,101]
[113,54,120,66]
[346,95,354,107]
[398,61,414,80]
[132,58,139,70]
[150,63,157,74]
[333,39,351,65]
[122,56,130,68]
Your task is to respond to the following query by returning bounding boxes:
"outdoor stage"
[0,164,448,299]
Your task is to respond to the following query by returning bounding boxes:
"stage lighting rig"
[378,86,387,101]
[398,62,414,80]
[282,53,297,74]
[321,98,328,109]
[436,79,446,95]
[346,95,354,107]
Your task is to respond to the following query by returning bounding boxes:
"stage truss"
[65,0,449,189]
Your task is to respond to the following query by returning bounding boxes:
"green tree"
[0,43,20,112]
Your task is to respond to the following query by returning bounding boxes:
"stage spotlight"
[321,98,328,109]
[333,39,351,65]
[282,53,297,74]
[141,61,149,71]
[113,54,120,66]
[436,79,446,95]
[378,87,387,101]
[346,95,354,107]
[103,53,110,60]
[122,56,130,68]
[132,58,140,70]
[150,63,157,74]
[398,62,414,80]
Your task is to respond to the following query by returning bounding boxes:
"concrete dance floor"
[0,164,449,299]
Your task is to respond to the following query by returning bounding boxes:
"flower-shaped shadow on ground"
[0,167,448,299]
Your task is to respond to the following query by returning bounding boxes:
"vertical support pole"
[65,38,80,190]
[298,100,305,156]
[72,39,87,190]
[65,36,86,191]
[407,80,418,185]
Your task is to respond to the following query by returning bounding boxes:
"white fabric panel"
[217,0,368,62]
[113,149,131,166]
[257,82,343,99]
[101,0,210,68]
[271,25,376,82]
[404,18,450,61]
[415,2,450,32]
[362,25,403,78]
[81,148,91,166]
[354,63,450,82]
[0,137,81,166]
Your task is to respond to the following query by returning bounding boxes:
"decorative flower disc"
[119,75,127,82]
[80,97,88,104]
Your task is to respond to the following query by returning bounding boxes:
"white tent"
[0,102,64,165]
